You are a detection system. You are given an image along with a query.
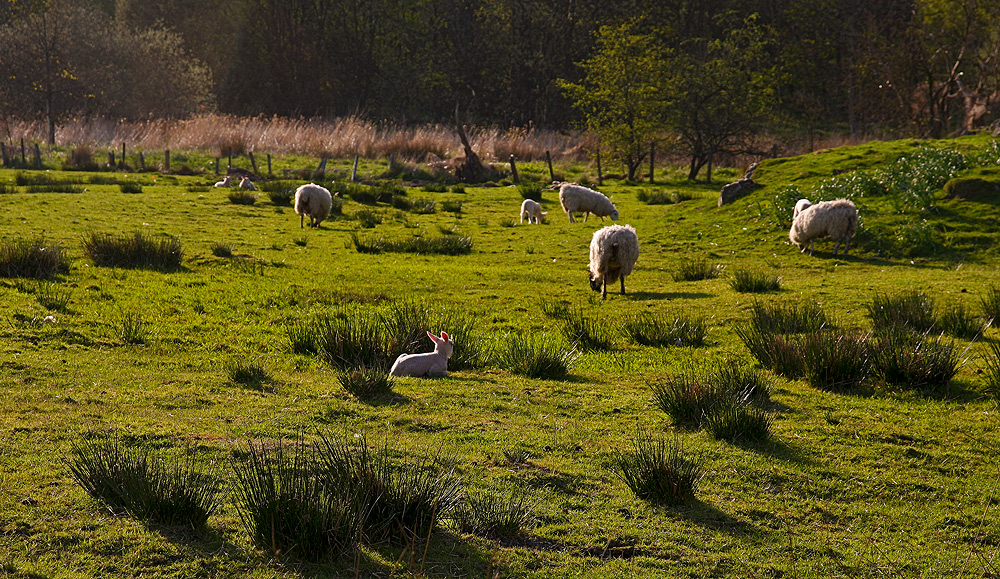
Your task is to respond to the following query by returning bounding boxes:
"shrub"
[730,269,781,293]
[671,260,723,282]
[0,237,70,279]
[866,291,936,334]
[496,334,578,380]
[622,312,707,347]
[613,431,702,505]
[225,358,271,389]
[83,231,183,271]
[560,306,615,351]
[703,400,772,445]
[228,190,257,205]
[457,484,536,539]
[749,300,829,334]
[981,285,1000,324]
[67,436,220,527]
[937,303,988,339]
[336,363,395,400]
[871,330,960,391]
[801,330,871,392]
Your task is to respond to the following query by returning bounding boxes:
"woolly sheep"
[789,198,858,256]
[520,199,547,224]
[557,182,619,223]
[294,183,334,228]
[214,175,233,188]
[588,224,639,298]
[389,331,454,377]
[239,176,257,190]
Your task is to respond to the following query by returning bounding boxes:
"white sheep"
[294,183,334,228]
[520,199,547,224]
[789,198,859,256]
[389,331,454,377]
[239,176,257,190]
[588,224,639,298]
[214,175,233,188]
[557,182,619,223]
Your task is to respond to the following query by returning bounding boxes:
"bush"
[866,291,936,334]
[456,484,536,539]
[0,237,70,279]
[871,330,960,391]
[730,269,781,293]
[83,231,183,271]
[622,312,706,347]
[613,431,702,505]
[771,185,803,228]
[801,330,871,392]
[496,334,578,380]
[671,260,723,282]
[67,436,220,527]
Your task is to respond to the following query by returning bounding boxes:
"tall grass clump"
[671,259,722,282]
[749,300,829,334]
[118,182,143,194]
[83,231,183,271]
[224,358,271,389]
[937,303,988,339]
[112,311,156,345]
[801,330,871,392]
[560,306,615,351]
[0,237,70,279]
[866,291,936,334]
[636,190,690,205]
[26,280,74,311]
[703,400,772,445]
[651,371,725,429]
[517,183,542,201]
[457,484,536,539]
[734,325,806,378]
[227,190,257,205]
[311,309,391,369]
[622,312,707,347]
[984,342,1000,401]
[232,439,364,562]
[870,330,960,392]
[496,334,578,380]
[67,436,220,527]
[981,285,1000,324]
[430,308,494,370]
[730,268,781,293]
[712,363,772,403]
[335,363,395,401]
[260,181,296,205]
[613,431,703,506]
[350,233,472,255]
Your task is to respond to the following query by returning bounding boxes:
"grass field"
[1,134,999,578]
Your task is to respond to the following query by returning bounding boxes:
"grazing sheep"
[520,199,547,224]
[588,224,639,298]
[389,331,454,377]
[789,198,859,256]
[557,182,619,223]
[294,183,334,228]
[239,176,257,191]
[214,175,233,188]
[793,198,813,220]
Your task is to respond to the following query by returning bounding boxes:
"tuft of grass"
[517,183,542,201]
[496,334,578,380]
[801,330,871,392]
[539,300,570,319]
[118,182,143,194]
[335,363,395,400]
[112,311,156,345]
[734,324,806,378]
[559,306,615,351]
[224,358,271,389]
[981,285,1000,324]
[28,280,74,312]
[871,330,960,392]
[441,200,463,213]
[703,400,773,445]
[457,484,536,539]
[937,303,988,339]
[613,431,703,506]
[67,436,220,527]
[651,370,725,430]
[83,231,183,271]
[749,300,829,334]
[866,291,936,334]
[712,363,772,404]
[350,233,472,255]
[671,259,723,282]
[210,242,234,258]
[0,237,70,279]
[730,268,781,293]
[984,341,1000,401]
[26,184,83,193]
[227,190,257,205]
[637,190,690,204]
[408,197,436,214]
[621,312,707,347]
[354,209,382,228]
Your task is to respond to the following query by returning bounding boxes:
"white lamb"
[557,182,619,223]
[389,331,454,377]
[239,176,257,190]
[214,175,233,188]
[588,224,639,298]
[294,183,334,228]
[789,198,859,256]
[520,199,547,224]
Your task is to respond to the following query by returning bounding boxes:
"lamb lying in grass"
[389,331,454,377]
[214,175,233,188]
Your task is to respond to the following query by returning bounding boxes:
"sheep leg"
[833,240,841,256]
[568,212,576,223]
[602,278,607,299]
[620,276,626,295]
[583,212,589,222]
[300,214,305,228]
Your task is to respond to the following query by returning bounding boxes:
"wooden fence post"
[316,157,328,179]
[1,143,7,167]
[121,142,126,170]
[34,143,42,169]
[596,150,603,186]
[108,151,116,169]
[139,152,145,171]
[228,153,232,170]
[509,155,520,184]
[249,151,258,174]
[215,157,220,175]
[546,151,555,182]
[351,155,359,182]
[649,142,655,184]
[20,138,26,164]
[267,153,272,178]
[165,149,170,172]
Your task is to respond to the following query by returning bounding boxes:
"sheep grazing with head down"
[556,182,619,223]
[214,175,233,188]
[294,183,334,228]
[588,224,639,298]
[789,198,859,256]
[389,331,454,377]
[520,199,547,224]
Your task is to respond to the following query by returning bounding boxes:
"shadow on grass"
[669,499,763,538]
[626,291,714,301]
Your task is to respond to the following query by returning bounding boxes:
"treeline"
[2,0,999,143]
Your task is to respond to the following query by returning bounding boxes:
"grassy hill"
[1,135,999,578]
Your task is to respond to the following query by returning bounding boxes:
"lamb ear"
[441,331,449,341]
[426,330,439,342]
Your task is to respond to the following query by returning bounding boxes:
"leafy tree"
[561,20,668,181]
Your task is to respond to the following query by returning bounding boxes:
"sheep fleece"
[789,198,858,249]
[294,184,333,227]
[589,224,639,285]
[559,183,619,222]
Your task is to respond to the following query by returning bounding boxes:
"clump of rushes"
[870,329,960,392]
[560,305,615,351]
[113,311,156,345]
[703,399,773,445]
[211,242,234,258]
[67,436,221,528]
[613,430,703,506]
[227,190,257,205]
[350,233,473,255]
[335,363,395,401]
[671,259,723,282]
[981,285,1000,324]
[712,362,772,404]
[0,237,70,279]
[734,324,806,378]
[621,312,707,347]
[984,342,1000,401]
[225,358,271,389]
[937,303,988,339]
[83,231,182,271]
[866,291,936,334]
[496,334,578,380]
[651,370,725,429]
[730,268,781,293]
[749,300,829,334]
[801,330,871,392]
[456,484,536,539]
[118,182,143,194]
[517,183,542,201]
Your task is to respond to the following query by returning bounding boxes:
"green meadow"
[1,135,1000,578]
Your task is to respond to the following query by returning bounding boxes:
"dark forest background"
[2,0,999,148]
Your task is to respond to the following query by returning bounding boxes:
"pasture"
[1,135,999,578]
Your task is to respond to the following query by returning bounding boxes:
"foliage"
[937,303,988,339]
[83,231,183,271]
[748,300,829,334]
[613,431,703,505]
[496,334,578,380]
[335,363,395,401]
[703,400,772,444]
[670,259,722,282]
[622,312,707,347]
[800,330,871,392]
[456,484,536,539]
[0,237,70,279]
[866,291,937,334]
[730,268,781,293]
[227,190,257,205]
[559,305,615,351]
[651,370,726,430]
[870,330,960,392]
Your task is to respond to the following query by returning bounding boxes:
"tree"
[664,15,777,182]
[561,20,667,181]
